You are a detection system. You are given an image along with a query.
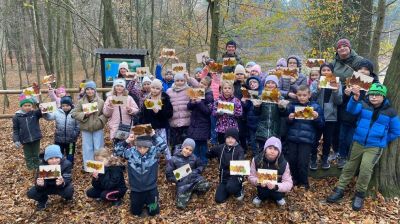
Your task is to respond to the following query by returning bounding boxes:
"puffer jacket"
[255,102,285,141]
[165,149,205,194]
[187,90,214,141]
[332,49,364,83]
[12,109,42,144]
[286,101,325,144]
[311,81,343,122]
[212,94,243,133]
[71,95,107,132]
[44,108,80,143]
[279,74,307,99]
[103,95,139,139]
[347,96,400,148]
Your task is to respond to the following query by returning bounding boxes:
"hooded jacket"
[155,64,174,92]
[311,81,343,122]
[44,108,80,143]
[12,109,42,144]
[140,92,173,129]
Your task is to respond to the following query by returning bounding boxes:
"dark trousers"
[170,126,188,151]
[130,188,159,216]
[86,187,126,201]
[55,142,76,164]
[311,121,336,162]
[286,141,312,186]
[27,184,74,203]
[338,123,356,159]
[194,140,208,165]
[257,186,284,201]
[215,176,243,203]
[248,129,257,154]
[238,119,248,151]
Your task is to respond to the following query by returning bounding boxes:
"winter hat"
[367,83,387,97]
[355,59,374,74]
[225,128,239,142]
[182,138,196,149]
[226,40,237,48]
[246,76,262,93]
[250,64,262,74]
[194,67,202,74]
[118,62,129,72]
[19,97,34,107]
[142,76,152,84]
[276,58,287,67]
[150,79,163,89]
[174,73,186,81]
[113,78,126,88]
[245,61,256,68]
[135,135,153,148]
[60,96,73,106]
[336,38,351,49]
[234,64,246,75]
[319,63,334,74]
[264,75,279,87]
[56,86,66,95]
[263,137,282,155]
[85,81,97,90]
[287,55,302,68]
[44,144,63,161]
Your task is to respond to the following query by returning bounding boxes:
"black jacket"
[91,165,127,192]
[36,158,72,189]
[12,109,42,144]
[140,92,173,129]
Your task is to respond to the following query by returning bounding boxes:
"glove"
[15,141,22,149]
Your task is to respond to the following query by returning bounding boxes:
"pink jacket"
[199,67,220,100]
[103,95,139,139]
[48,89,61,108]
[248,158,293,193]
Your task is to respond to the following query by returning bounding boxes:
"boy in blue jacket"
[326,83,400,211]
[114,129,168,216]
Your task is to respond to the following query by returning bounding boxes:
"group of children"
[12,39,400,215]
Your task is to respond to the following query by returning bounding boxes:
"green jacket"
[254,102,283,141]
[332,50,363,83]
[72,95,107,132]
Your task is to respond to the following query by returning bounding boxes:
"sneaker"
[328,152,339,162]
[321,160,331,170]
[235,189,244,201]
[252,196,262,207]
[36,201,47,211]
[309,160,318,170]
[337,157,346,169]
[276,198,286,206]
[112,199,122,207]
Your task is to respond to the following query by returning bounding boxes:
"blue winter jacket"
[155,64,174,92]
[347,96,400,148]
[114,135,168,192]
[44,108,80,144]
[286,101,325,144]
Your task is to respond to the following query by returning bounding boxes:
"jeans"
[194,140,208,165]
[338,124,355,159]
[82,130,104,164]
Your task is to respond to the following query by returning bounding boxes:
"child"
[279,55,307,101]
[72,81,107,165]
[114,130,169,216]
[254,75,286,151]
[155,63,174,92]
[207,128,245,203]
[194,67,203,82]
[166,73,199,150]
[165,138,211,209]
[48,85,66,108]
[187,76,214,165]
[13,95,42,170]
[233,64,248,150]
[337,59,380,168]
[308,67,320,87]
[140,79,173,160]
[326,83,400,211]
[141,76,152,99]
[249,137,293,207]
[310,63,342,170]
[86,148,127,206]
[286,85,324,188]
[43,96,80,164]
[27,145,73,210]
[212,80,243,144]
[249,64,267,85]
[103,79,139,141]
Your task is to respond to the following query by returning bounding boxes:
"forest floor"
[0,65,398,223]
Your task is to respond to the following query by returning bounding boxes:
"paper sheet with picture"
[319,74,340,89]
[144,98,163,110]
[196,51,209,64]
[260,89,281,103]
[346,71,374,91]
[208,62,223,73]
[125,72,137,80]
[160,48,176,59]
[223,57,237,67]
[136,67,150,77]
[173,164,192,181]
[40,101,57,114]
[187,88,205,100]
[248,90,262,104]
[131,124,152,136]
[82,102,98,114]
[23,85,40,97]
[42,74,56,85]
[257,169,278,185]
[294,106,314,120]
[230,160,251,176]
[39,165,61,179]
[305,58,325,68]
[111,96,127,106]
[85,160,105,174]
[221,72,235,82]
[273,67,298,79]
[172,63,187,74]
[217,101,234,115]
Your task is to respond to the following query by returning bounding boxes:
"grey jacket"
[311,81,343,122]
[44,108,80,144]
[279,73,307,99]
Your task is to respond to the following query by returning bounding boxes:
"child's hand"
[260,182,267,188]
[152,107,160,113]
[312,111,319,119]
[352,85,361,100]
[266,181,276,190]
[56,177,64,186]
[126,134,136,144]
[127,107,133,114]
[288,113,295,120]
[47,83,53,90]
[37,178,44,186]
[92,170,99,179]
[253,100,262,107]
[344,86,352,96]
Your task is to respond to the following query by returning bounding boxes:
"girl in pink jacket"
[249,137,293,207]
[103,79,139,141]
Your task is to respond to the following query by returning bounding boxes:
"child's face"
[265,81,277,91]
[175,79,186,87]
[320,67,332,76]
[369,94,384,107]
[85,88,95,97]
[181,146,193,157]
[195,72,201,80]
[235,73,245,81]
[249,80,259,90]
[357,67,371,76]
[222,85,233,97]
[296,90,311,104]
[225,136,237,146]
[142,82,151,92]
[250,70,259,76]
[288,59,298,69]
[58,92,66,98]
[310,71,320,81]
[199,79,210,89]
[95,155,109,166]
[137,146,150,156]
[151,86,162,96]
[61,104,72,112]
[114,85,125,95]
[21,103,33,113]
[264,146,279,161]
[47,157,61,165]
[165,73,173,81]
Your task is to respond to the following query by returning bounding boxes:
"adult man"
[332,38,363,83]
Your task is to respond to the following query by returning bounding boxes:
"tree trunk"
[55,5,62,85]
[46,1,54,73]
[135,0,140,48]
[22,6,33,83]
[371,33,400,198]
[369,0,386,72]
[102,0,122,48]
[150,0,155,71]
[209,0,220,60]
[356,0,373,57]
[65,0,74,88]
